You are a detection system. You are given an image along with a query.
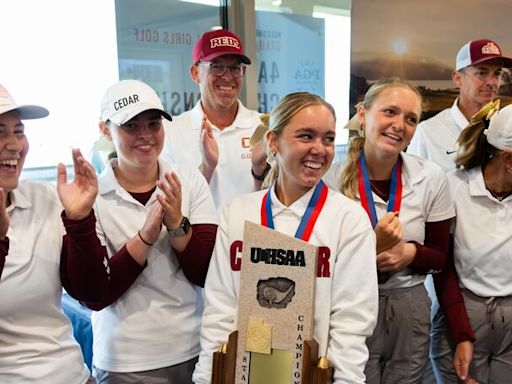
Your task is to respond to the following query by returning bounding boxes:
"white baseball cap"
[0,83,49,119]
[486,104,512,151]
[100,79,172,125]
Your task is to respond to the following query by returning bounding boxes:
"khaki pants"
[431,290,512,384]
[365,284,431,384]
[94,357,197,384]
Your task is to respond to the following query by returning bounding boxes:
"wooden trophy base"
[211,332,333,384]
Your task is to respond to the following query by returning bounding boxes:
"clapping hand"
[156,171,183,230]
[200,115,218,182]
[138,202,164,246]
[251,140,269,186]
[130,202,164,265]
[57,148,98,220]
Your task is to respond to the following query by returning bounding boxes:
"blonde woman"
[325,78,454,384]
[194,92,378,384]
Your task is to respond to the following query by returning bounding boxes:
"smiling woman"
[193,92,378,384]
[325,78,455,384]
[61,79,219,384]
[0,113,30,193]
[264,95,336,205]
[0,86,49,191]
[0,83,110,384]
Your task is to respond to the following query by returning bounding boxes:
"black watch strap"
[251,163,271,181]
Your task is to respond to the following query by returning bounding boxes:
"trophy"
[211,221,333,384]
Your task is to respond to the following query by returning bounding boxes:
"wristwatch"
[251,162,271,181]
[167,216,191,238]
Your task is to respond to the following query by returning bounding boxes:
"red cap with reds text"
[193,29,251,65]
[456,39,512,71]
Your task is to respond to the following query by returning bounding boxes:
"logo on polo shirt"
[241,137,250,148]
[210,36,240,49]
[482,42,500,55]
[113,94,140,111]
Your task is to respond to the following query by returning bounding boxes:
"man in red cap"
[408,38,512,172]
[162,29,266,212]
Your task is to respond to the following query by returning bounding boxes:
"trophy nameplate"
[234,221,318,384]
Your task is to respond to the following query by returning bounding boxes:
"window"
[115,0,220,115]
[254,0,351,146]
[1,1,119,179]
[2,0,350,180]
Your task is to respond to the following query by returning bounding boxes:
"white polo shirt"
[448,168,512,297]
[161,100,261,211]
[324,153,455,289]
[194,185,378,384]
[91,159,217,372]
[0,181,89,384]
[407,99,469,173]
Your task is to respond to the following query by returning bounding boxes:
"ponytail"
[339,136,365,198]
[456,100,501,169]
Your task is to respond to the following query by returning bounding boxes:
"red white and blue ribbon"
[357,152,402,228]
[260,180,328,242]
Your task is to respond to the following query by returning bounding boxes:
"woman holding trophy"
[194,92,378,384]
